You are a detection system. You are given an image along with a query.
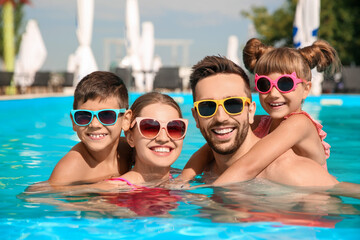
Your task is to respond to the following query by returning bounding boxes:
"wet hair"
[130,92,182,121]
[73,71,129,109]
[243,38,341,81]
[189,55,251,101]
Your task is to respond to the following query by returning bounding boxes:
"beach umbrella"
[69,0,98,86]
[14,19,47,88]
[141,21,156,92]
[120,0,161,92]
[293,0,322,95]
[123,0,143,91]
[226,35,240,66]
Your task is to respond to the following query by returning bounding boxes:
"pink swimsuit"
[253,111,330,169]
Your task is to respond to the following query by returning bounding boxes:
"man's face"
[192,73,255,155]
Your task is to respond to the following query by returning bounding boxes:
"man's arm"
[179,143,213,181]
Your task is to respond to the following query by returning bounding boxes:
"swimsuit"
[253,111,330,169]
[103,177,181,216]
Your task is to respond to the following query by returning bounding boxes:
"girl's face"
[127,103,184,168]
[258,72,311,119]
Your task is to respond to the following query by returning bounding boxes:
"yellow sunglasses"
[194,97,251,118]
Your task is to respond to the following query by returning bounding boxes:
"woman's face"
[127,103,185,168]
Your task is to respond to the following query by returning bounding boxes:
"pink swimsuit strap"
[253,115,272,138]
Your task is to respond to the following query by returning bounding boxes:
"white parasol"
[293,0,322,95]
[226,35,240,65]
[14,19,47,88]
[68,0,98,86]
[141,21,155,92]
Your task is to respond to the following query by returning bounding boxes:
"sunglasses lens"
[197,101,217,117]
[256,77,271,93]
[98,110,117,125]
[139,119,160,138]
[224,98,244,114]
[74,111,92,125]
[278,77,295,92]
[167,120,186,139]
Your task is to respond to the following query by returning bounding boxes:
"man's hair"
[189,55,251,101]
[73,71,129,109]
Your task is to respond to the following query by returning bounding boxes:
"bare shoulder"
[48,142,90,184]
[283,113,314,129]
[261,150,338,187]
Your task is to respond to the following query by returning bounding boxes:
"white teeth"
[214,128,233,134]
[270,102,284,107]
[89,133,106,139]
[153,147,170,153]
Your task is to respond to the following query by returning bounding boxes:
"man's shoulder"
[261,150,337,187]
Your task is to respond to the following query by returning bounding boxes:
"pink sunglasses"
[254,72,307,94]
[131,117,188,140]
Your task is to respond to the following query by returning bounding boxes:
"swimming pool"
[1,93,360,239]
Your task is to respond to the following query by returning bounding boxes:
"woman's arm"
[213,114,314,185]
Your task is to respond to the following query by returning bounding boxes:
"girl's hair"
[243,38,341,81]
[130,92,182,121]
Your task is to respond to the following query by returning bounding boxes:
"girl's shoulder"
[284,111,321,128]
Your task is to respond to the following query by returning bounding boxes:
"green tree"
[242,0,360,65]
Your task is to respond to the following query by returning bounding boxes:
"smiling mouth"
[87,133,107,139]
[269,102,285,107]
[151,147,172,153]
[212,127,235,135]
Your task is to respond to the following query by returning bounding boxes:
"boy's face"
[71,96,124,154]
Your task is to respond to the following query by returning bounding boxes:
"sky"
[24,0,286,71]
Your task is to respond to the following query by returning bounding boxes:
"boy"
[48,71,132,185]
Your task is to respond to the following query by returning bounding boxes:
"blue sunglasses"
[71,109,126,126]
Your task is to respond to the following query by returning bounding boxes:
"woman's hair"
[243,38,341,81]
[130,92,182,121]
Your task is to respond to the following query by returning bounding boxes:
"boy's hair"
[130,92,182,121]
[73,71,129,109]
[189,55,251,101]
[243,38,341,82]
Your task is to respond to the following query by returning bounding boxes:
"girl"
[183,38,341,185]
[107,92,188,187]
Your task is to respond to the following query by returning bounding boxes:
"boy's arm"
[179,143,213,181]
[48,143,87,185]
[213,114,315,185]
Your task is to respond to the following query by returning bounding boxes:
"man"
[184,55,338,187]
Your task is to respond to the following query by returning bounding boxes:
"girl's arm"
[213,114,314,185]
[179,143,214,181]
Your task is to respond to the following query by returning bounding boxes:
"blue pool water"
[1,93,360,239]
